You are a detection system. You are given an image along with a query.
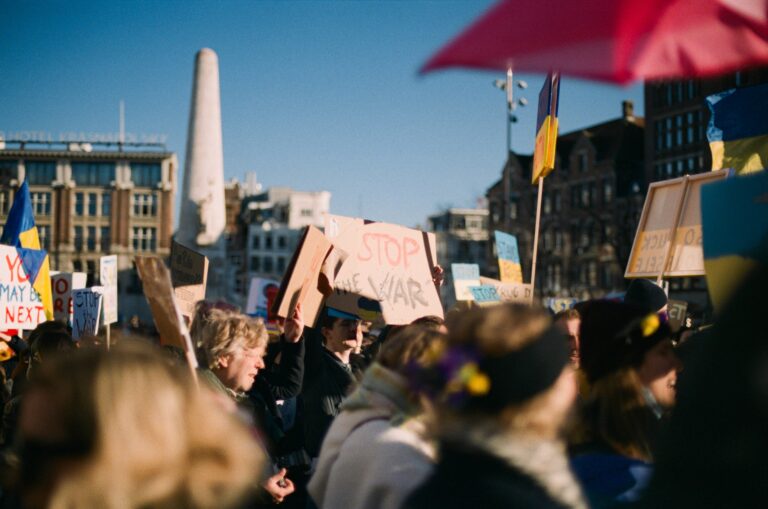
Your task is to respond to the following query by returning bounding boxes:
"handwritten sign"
[99,255,118,324]
[667,299,688,332]
[468,285,501,305]
[544,297,578,313]
[71,287,103,339]
[451,263,481,301]
[479,276,533,305]
[626,170,728,278]
[327,220,443,325]
[51,272,87,325]
[0,246,47,330]
[170,241,209,322]
[273,226,334,326]
[494,231,523,283]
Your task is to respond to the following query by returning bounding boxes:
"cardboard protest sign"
[469,285,501,305]
[494,231,523,283]
[479,276,533,304]
[0,245,48,330]
[272,226,334,327]
[71,287,103,339]
[245,277,280,321]
[626,170,728,278]
[327,221,443,325]
[99,255,118,325]
[452,263,481,301]
[51,272,87,325]
[667,299,688,333]
[135,257,187,349]
[701,171,768,312]
[170,241,209,322]
[324,214,366,245]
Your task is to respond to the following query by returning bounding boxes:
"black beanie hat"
[579,300,671,383]
[624,278,668,313]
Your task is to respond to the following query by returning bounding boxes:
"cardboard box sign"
[170,241,209,322]
[71,287,103,339]
[135,257,187,350]
[99,255,118,325]
[626,170,728,278]
[326,220,444,325]
[451,263,481,302]
[0,245,48,330]
[271,226,334,327]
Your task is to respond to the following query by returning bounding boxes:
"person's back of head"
[16,341,264,509]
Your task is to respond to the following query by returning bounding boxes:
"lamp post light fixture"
[493,68,528,154]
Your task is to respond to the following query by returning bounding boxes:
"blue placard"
[451,263,480,281]
[494,231,520,263]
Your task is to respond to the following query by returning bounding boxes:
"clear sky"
[1,0,643,228]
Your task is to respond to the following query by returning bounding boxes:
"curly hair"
[190,304,267,370]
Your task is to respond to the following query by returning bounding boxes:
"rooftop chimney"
[622,100,634,120]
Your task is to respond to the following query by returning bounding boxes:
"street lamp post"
[493,68,528,155]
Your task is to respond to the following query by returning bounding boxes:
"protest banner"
[0,245,48,330]
[701,170,768,312]
[245,277,280,320]
[494,231,523,283]
[667,299,688,332]
[71,287,103,339]
[626,170,728,281]
[51,272,87,325]
[99,255,118,325]
[451,263,481,301]
[468,285,501,305]
[272,226,334,326]
[169,241,209,322]
[327,220,443,325]
[479,276,533,304]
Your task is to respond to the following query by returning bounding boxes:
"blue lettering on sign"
[469,285,500,303]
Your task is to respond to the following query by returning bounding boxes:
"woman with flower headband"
[569,300,681,507]
[404,304,588,509]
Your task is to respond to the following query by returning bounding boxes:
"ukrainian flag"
[707,83,768,175]
[1,182,54,320]
[532,72,560,184]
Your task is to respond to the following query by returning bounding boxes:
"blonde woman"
[12,341,263,509]
[405,304,587,509]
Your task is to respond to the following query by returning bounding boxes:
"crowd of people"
[0,258,765,508]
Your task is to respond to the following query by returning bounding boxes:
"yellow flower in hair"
[640,313,660,337]
[466,372,491,396]
[458,362,479,382]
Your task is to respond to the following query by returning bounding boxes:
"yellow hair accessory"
[466,372,491,396]
[640,313,660,337]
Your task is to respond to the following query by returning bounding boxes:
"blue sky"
[1,0,643,228]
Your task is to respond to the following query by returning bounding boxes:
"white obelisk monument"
[177,48,227,298]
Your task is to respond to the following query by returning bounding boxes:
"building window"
[131,193,157,217]
[88,193,97,216]
[102,192,111,216]
[300,208,313,217]
[264,257,274,274]
[74,193,84,215]
[581,185,590,207]
[0,161,18,186]
[452,216,466,230]
[509,200,518,220]
[588,262,598,287]
[74,226,83,251]
[38,225,51,251]
[130,163,162,187]
[252,236,261,249]
[30,192,51,216]
[603,179,613,203]
[543,194,552,215]
[278,236,287,249]
[0,192,8,215]
[265,234,273,249]
[579,152,588,172]
[132,227,157,252]
[555,230,563,251]
[250,256,261,272]
[87,226,96,251]
[86,260,97,287]
[100,226,110,252]
[277,257,286,274]
[26,161,56,185]
[554,191,562,212]
[71,162,115,186]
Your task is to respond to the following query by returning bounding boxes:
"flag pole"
[530,177,544,295]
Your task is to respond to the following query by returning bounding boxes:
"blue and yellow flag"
[532,72,560,184]
[0,182,54,320]
[707,83,768,175]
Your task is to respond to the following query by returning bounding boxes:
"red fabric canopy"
[423,0,768,84]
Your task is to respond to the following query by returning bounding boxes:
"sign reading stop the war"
[51,272,87,325]
[0,245,47,330]
[71,287,103,339]
[626,170,728,278]
[328,220,443,325]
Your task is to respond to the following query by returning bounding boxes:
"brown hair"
[376,324,447,375]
